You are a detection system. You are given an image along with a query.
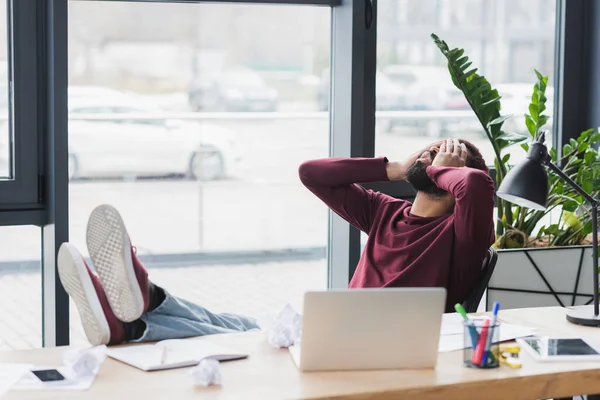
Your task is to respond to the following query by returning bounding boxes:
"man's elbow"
[298,160,319,186]
[461,169,496,200]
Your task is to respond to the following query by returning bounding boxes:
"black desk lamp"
[497,131,600,326]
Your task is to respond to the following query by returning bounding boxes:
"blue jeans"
[131,291,260,343]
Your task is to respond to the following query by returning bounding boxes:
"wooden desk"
[3,306,600,400]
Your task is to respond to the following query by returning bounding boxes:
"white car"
[68,97,241,181]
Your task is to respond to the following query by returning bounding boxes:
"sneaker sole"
[57,243,110,346]
[86,204,144,322]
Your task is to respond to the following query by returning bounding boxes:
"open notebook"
[106,339,248,371]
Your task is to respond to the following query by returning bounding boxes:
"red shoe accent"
[86,261,126,345]
[130,245,150,313]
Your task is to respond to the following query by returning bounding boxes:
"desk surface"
[4,306,600,400]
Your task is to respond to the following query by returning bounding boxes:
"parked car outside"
[382,65,470,111]
[189,67,278,112]
[68,96,241,181]
[316,68,406,112]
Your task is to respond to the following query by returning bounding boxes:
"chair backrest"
[462,247,498,313]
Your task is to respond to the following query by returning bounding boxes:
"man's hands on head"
[385,140,444,181]
[432,138,467,168]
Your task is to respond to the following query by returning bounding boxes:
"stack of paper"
[438,313,536,353]
[13,366,97,392]
[0,364,31,397]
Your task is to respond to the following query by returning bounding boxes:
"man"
[299,137,495,311]
[59,137,494,346]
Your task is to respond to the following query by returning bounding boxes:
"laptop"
[288,288,446,372]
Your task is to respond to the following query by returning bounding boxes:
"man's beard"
[406,161,447,198]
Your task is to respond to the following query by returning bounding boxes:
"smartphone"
[31,369,66,382]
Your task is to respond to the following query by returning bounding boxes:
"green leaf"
[455,56,469,67]
[488,115,512,127]
[544,224,564,236]
[525,115,537,136]
[556,181,564,195]
[528,104,539,121]
[534,69,545,82]
[585,150,596,165]
[584,220,594,235]
[521,143,530,152]
[578,142,589,153]
[502,154,511,164]
[562,211,583,229]
[563,143,573,155]
[482,96,502,106]
[550,147,557,161]
[537,103,547,115]
[570,138,578,149]
[563,200,579,212]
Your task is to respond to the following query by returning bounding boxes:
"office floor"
[0,260,326,350]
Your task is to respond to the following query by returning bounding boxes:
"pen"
[454,303,479,349]
[482,302,500,366]
[471,318,490,366]
[160,346,167,365]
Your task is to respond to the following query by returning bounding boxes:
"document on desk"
[438,313,537,352]
[107,339,247,371]
[12,366,97,392]
[0,364,31,397]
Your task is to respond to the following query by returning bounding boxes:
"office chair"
[462,247,498,313]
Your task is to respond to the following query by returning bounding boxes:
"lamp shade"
[497,158,549,211]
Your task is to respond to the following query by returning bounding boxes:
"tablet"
[517,337,600,362]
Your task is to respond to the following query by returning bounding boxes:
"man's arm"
[426,165,496,248]
[298,157,397,233]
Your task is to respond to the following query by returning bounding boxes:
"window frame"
[0,0,42,210]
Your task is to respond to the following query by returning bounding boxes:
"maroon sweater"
[298,157,495,312]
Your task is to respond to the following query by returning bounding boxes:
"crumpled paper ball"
[190,359,221,387]
[63,345,107,378]
[260,303,302,348]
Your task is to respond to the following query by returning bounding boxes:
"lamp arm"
[545,160,599,316]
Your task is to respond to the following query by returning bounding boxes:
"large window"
[67,0,330,342]
[375,0,557,168]
[0,0,582,348]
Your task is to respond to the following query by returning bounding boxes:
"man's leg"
[57,243,127,345]
[126,285,259,343]
[85,204,258,343]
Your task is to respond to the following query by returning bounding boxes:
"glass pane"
[376,0,556,167]
[68,1,329,344]
[0,225,41,350]
[0,0,9,179]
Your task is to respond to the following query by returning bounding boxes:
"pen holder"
[463,318,500,369]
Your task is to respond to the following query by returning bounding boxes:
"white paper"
[0,364,32,397]
[190,359,221,387]
[440,313,465,336]
[63,345,107,378]
[260,303,302,349]
[13,366,95,392]
[438,323,536,352]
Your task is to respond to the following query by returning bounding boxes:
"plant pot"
[486,246,596,310]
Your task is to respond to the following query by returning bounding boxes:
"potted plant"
[431,33,600,310]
